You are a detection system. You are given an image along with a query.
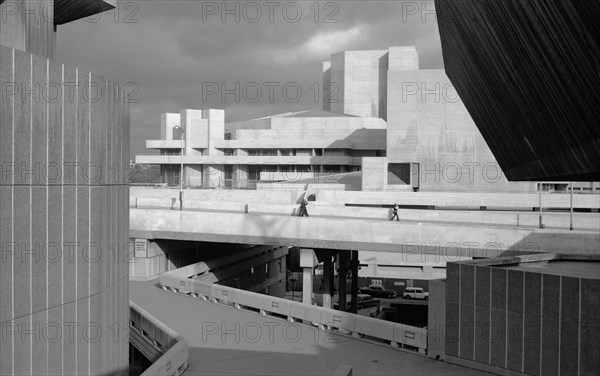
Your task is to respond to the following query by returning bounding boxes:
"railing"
[159,274,428,354]
[130,301,189,376]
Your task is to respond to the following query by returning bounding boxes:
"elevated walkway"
[130,208,600,257]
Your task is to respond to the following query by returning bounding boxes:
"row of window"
[160,148,385,157]
[224,149,384,157]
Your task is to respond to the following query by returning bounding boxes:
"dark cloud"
[56,1,443,158]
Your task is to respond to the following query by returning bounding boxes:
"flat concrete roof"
[281,110,359,118]
[495,260,600,279]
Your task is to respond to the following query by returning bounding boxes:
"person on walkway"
[298,199,309,217]
[390,203,399,221]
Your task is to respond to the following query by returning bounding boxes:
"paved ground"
[130,279,492,376]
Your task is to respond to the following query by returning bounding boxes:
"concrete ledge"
[317,191,600,210]
[333,365,353,376]
[246,203,600,229]
[130,301,189,376]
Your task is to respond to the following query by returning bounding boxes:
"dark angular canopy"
[435,0,600,181]
[0,0,115,25]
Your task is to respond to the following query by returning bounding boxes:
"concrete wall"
[160,113,180,141]
[427,280,446,360]
[445,260,600,375]
[386,69,536,192]
[131,187,301,204]
[204,109,225,156]
[325,49,390,119]
[361,157,387,191]
[236,202,600,230]
[323,61,332,111]
[0,0,56,59]
[315,190,600,209]
[181,109,204,154]
[0,45,130,376]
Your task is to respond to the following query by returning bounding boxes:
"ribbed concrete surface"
[0,45,130,375]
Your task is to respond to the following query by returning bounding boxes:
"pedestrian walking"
[298,199,309,217]
[390,203,399,221]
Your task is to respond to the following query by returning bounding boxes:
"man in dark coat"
[390,203,399,221]
[298,199,309,217]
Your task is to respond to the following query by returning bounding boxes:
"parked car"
[402,287,429,300]
[360,284,396,299]
[334,294,380,311]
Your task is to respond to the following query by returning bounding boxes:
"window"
[388,163,411,185]
[262,164,277,173]
[322,164,342,172]
[249,149,276,156]
[297,149,312,156]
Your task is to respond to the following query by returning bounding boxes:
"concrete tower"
[1,1,130,375]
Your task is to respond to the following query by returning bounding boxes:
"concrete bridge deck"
[130,208,600,257]
[130,279,491,376]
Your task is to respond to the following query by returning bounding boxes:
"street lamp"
[173,126,185,189]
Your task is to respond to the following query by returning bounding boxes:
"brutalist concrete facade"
[0,1,130,375]
[444,255,600,376]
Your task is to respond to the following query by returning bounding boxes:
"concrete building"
[136,46,538,192]
[427,254,600,376]
[0,1,130,375]
[138,109,385,189]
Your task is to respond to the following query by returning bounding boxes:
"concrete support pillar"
[300,249,317,305]
[349,250,359,314]
[338,251,348,311]
[185,165,203,188]
[322,256,334,309]
[234,164,249,188]
[302,267,313,305]
[203,164,224,187]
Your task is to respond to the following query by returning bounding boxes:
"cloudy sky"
[56,0,443,157]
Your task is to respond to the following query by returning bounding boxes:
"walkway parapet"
[159,270,428,354]
[130,301,189,376]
